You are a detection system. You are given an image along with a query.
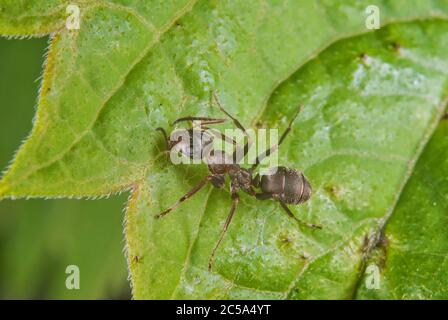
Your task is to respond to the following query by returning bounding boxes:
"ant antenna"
[250,104,305,172]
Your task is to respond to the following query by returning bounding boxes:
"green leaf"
[0,1,447,299]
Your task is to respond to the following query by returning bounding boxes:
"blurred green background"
[0,37,130,299]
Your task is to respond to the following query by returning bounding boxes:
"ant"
[156,93,321,271]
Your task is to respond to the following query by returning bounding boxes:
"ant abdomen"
[257,166,312,205]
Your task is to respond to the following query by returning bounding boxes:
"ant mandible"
[156,93,321,271]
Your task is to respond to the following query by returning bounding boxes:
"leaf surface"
[0,1,447,299]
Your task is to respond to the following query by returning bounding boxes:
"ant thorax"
[206,149,253,192]
[233,167,253,193]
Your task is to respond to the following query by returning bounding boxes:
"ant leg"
[172,117,227,126]
[251,105,304,171]
[213,93,253,162]
[155,176,212,219]
[213,93,247,133]
[210,175,225,189]
[208,192,240,271]
[154,150,171,162]
[155,128,172,162]
[156,127,169,149]
[279,202,322,229]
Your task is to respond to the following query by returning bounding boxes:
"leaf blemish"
[324,184,342,199]
[300,253,310,261]
[359,53,372,66]
[361,234,371,253]
[391,41,402,54]
[375,233,390,269]
[277,233,294,249]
